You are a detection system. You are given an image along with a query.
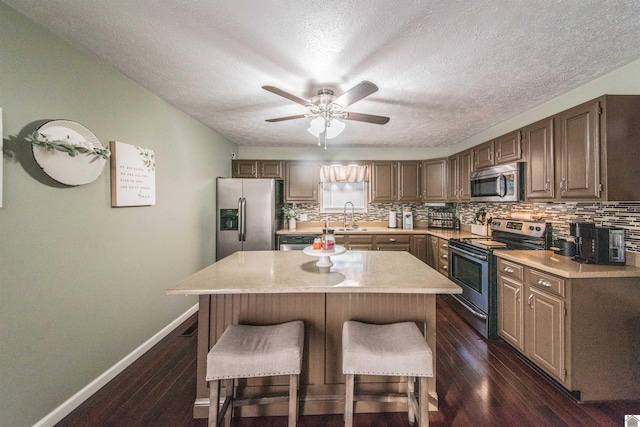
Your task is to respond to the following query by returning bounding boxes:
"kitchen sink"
[336,228,368,232]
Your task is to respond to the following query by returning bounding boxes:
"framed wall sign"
[109,140,156,207]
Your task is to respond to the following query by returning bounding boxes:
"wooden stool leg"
[209,380,219,427]
[345,374,354,427]
[407,376,416,424]
[419,377,429,427]
[288,374,298,427]
[224,379,233,427]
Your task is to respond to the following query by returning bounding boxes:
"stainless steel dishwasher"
[278,235,317,250]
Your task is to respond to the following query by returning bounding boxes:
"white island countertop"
[167,250,462,295]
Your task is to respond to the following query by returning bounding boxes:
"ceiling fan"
[262,81,390,148]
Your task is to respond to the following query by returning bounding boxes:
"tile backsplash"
[291,201,640,253]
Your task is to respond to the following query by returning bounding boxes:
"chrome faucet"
[343,202,355,229]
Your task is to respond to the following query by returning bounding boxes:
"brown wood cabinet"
[427,236,439,270]
[523,118,555,200]
[284,161,318,202]
[473,130,521,170]
[397,161,422,201]
[497,258,565,384]
[374,234,411,251]
[525,95,640,202]
[421,158,447,202]
[556,100,600,199]
[447,150,472,202]
[494,130,522,164]
[473,140,495,169]
[370,161,396,202]
[232,159,284,179]
[411,235,429,264]
[371,161,421,202]
[437,238,449,276]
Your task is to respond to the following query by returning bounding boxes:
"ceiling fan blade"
[343,112,390,125]
[262,86,310,107]
[333,81,379,109]
[265,114,307,123]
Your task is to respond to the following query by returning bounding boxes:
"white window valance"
[319,165,369,183]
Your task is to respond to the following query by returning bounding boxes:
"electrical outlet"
[299,214,308,221]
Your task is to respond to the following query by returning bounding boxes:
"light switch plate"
[299,213,308,221]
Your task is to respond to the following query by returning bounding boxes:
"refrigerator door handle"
[240,197,247,241]
[237,198,243,241]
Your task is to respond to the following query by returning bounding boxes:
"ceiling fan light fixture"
[307,117,345,140]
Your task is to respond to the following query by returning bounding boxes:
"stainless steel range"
[447,218,552,339]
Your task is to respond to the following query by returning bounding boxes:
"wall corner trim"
[32,303,199,427]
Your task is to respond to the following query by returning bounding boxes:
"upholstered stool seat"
[342,321,433,427]
[206,321,304,427]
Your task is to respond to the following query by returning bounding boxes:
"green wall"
[0,3,236,426]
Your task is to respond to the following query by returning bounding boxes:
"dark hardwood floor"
[57,296,639,427]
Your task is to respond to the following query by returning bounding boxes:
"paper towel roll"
[388,211,397,228]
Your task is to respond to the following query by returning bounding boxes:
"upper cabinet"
[473,130,522,170]
[370,161,396,202]
[397,161,422,201]
[232,160,284,179]
[447,149,473,202]
[284,161,318,202]
[371,161,421,202]
[523,118,555,200]
[525,95,640,202]
[473,140,495,169]
[421,158,448,202]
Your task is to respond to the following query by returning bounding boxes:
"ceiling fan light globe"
[307,117,326,137]
[326,119,345,139]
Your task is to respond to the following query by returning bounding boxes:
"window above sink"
[320,182,368,213]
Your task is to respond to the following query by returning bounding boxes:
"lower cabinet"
[426,235,450,276]
[411,235,429,263]
[497,258,566,384]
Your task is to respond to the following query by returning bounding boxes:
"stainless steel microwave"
[470,162,523,202]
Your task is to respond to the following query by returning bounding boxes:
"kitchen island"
[167,250,461,418]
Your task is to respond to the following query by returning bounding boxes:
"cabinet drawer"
[497,259,524,281]
[528,269,565,297]
[439,239,449,251]
[349,235,374,244]
[376,235,411,244]
[438,259,449,276]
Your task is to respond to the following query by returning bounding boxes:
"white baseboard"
[33,304,199,427]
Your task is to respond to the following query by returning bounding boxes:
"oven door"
[448,245,490,313]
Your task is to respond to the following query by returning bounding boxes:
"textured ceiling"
[5,0,640,148]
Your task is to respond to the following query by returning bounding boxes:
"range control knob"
[535,226,541,231]
[529,226,534,230]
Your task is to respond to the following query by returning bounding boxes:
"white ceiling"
[5,0,640,149]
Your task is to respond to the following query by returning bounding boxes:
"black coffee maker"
[569,222,625,265]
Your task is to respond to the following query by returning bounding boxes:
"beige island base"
[167,250,461,419]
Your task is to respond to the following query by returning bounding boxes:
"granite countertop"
[167,250,462,295]
[494,250,640,279]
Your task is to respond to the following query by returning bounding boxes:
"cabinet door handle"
[442,243,448,248]
[503,267,514,273]
[537,279,552,287]
[528,294,534,308]
[496,148,501,160]
[261,165,264,176]
[442,265,448,270]
[441,254,448,259]
[544,179,550,192]
[560,178,566,192]
[515,288,520,302]
[389,238,397,242]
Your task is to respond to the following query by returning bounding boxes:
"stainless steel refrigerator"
[216,178,283,261]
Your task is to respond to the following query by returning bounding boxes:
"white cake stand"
[302,245,346,268]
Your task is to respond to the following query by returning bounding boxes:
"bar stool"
[342,321,433,427]
[206,320,304,427]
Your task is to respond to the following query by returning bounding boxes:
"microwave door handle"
[497,174,507,197]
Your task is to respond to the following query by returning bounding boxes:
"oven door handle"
[451,295,488,320]
[449,246,488,261]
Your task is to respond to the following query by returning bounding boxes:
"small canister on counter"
[312,237,322,250]
[322,228,335,250]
